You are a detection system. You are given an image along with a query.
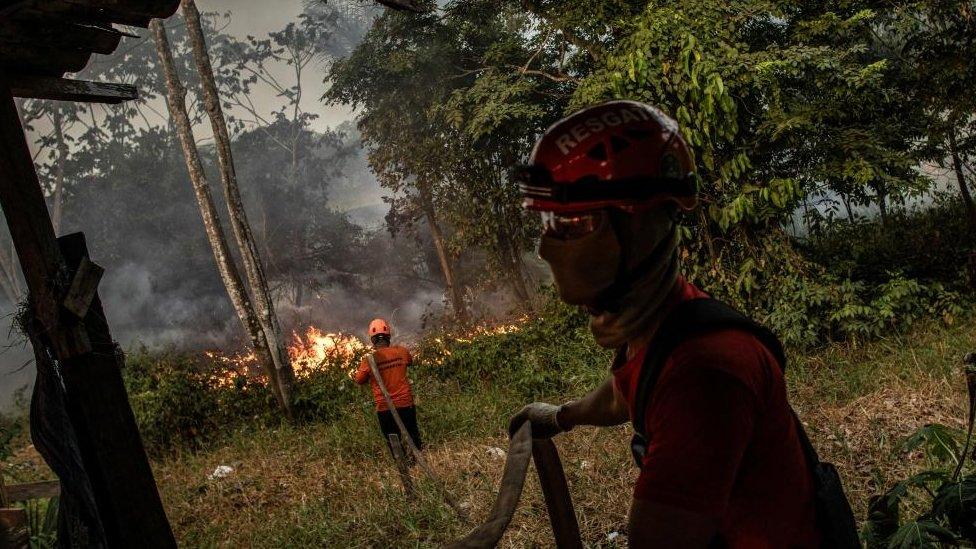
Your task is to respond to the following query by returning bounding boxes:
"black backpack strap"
[630,298,786,438]
[628,297,860,548]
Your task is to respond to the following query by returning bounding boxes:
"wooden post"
[0,507,28,548]
[0,76,175,547]
[388,434,414,497]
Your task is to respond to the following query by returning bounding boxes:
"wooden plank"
[0,18,125,55]
[10,76,137,104]
[0,76,65,333]
[5,480,60,502]
[0,43,93,77]
[0,78,176,548]
[57,232,177,548]
[63,255,104,317]
[0,507,28,549]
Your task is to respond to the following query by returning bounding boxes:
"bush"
[415,286,612,398]
[124,349,256,452]
[123,346,365,454]
[805,195,976,287]
[760,271,966,348]
[863,356,976,547]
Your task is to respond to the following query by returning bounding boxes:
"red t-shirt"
[612,278,820,548]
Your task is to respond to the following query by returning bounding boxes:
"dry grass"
[4,318,975,547]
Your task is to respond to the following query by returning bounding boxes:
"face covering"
[538,213,621,306]
[542,207,680,349]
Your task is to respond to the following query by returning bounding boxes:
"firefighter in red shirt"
[508,101,852,548]
[353,318,422,456]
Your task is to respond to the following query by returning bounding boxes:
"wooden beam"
[10,76,137,104]
[4,481,60,502]
[63,255,104,318]
[0,508,28,549]
[0,18,126,55]
[0,74,64,332]
[0,76,176,548]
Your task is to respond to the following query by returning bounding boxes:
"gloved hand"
[508,402,567,439]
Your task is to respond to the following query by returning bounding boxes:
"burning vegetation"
[205,327,368,388]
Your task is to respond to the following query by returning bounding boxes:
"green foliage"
[414,286,611,397]
[0,410,25,461]
[123,348,364,453]
[866,361,976,547]
[807,196,976,286]
[24,497,58,549]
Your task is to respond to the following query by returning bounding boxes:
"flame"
[423,316,529,366]
[287,326,366,378]
[204,326,366,387]
[204,350,257,388]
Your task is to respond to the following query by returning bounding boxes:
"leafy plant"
[24,497,58,549]
[865,354,976,547]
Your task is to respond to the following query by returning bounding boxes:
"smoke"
[0,2,440,410]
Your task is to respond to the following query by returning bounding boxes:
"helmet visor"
[540,210,606,240]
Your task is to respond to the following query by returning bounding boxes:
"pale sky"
[199,0,358,132]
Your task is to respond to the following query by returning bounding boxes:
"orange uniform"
[353,345,414,411]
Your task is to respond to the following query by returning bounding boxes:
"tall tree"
[151,18,293,416]
[327,2,558,316]
[181,0,296,412]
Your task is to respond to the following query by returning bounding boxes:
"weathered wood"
[57,232,176,548]
[11,76,137,104]
[388,434,414,497]
[63,255,104,318]
[0,76,65,334]
[0,44,92,76]
[532,439,583,549]
[5,480,60,502]
[374,0,427,12]
[0,77,175,547]
[0,507,28,549]
[13,0,179,27]
[0,18,125,55]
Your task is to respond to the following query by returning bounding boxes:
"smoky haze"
[0,0,447,410]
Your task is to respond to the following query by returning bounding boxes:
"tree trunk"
[871,182,888,227]
[497,223,530,305]
[949,129,976,231]
[151,19,292,417]
[181,0,296,412]
[419,186,468,324]
[50,105,68,234]
[841,194,855,227]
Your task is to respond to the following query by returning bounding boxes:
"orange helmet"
[368,318,391,338]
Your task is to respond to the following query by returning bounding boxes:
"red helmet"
[517,100,697,213]
[368,318,391,337]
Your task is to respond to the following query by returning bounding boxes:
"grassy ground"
[5,317,975,547]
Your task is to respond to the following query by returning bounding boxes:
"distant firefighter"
[353,318,422,456]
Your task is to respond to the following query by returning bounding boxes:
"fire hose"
[447,423,583,549]
[365,354,583,548]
